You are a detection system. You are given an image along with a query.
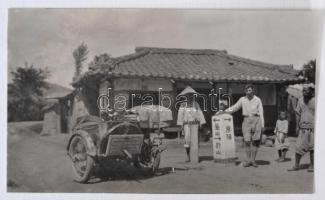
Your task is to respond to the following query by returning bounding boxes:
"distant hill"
[42,82,73,99]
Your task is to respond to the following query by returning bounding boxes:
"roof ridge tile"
[135,47,228,55]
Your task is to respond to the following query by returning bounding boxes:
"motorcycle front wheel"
[68,135,94,183]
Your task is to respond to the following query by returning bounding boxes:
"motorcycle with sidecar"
[66,106,171,183]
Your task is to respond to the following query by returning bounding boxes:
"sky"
[7,9,324,88]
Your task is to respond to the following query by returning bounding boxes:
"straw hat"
[177,86,199,96]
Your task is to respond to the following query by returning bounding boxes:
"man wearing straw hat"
[177,86,206,163]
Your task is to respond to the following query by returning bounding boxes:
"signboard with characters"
[211,113,237,162]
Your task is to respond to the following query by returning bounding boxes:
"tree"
[72,42,89,81]
[88,53,112,70]
[299,59,316,84]
[8,63,50,121]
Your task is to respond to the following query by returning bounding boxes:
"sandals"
[288,166,300,171]
[307,165,314,172]
[241,161,258,168]
[242,161,251,167]
[250,161,258,168]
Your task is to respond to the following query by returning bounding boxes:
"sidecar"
[66,112,166,183]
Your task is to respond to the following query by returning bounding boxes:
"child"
[274,111,290,162]
[219,100,228,112]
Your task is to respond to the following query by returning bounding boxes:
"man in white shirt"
[217,84,264,167]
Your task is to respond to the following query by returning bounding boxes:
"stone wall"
[41,105,59,136]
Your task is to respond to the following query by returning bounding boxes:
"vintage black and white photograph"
[6,8,323,193]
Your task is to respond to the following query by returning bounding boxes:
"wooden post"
[190,124,199,163]
[99,79,110,116]
[173,81,182,144]
[56,104,61,134]
[172,82,178,126]
[177,128,181,144]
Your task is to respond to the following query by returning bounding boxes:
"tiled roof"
[43,82,73,99]
[79,47,303,84]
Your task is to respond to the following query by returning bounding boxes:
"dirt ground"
[7,122,314,193]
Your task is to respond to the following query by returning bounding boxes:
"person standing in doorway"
[177,86,206,163]
[217,84,264,167]
[288,85,315,172]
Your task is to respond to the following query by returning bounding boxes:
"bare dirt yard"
[7,122,313,193]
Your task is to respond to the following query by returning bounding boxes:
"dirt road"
[7,122,313,193]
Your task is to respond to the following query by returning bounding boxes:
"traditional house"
[72,47,304,135]
[41,83,74,135]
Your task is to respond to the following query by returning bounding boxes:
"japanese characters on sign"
[212,114,236,160]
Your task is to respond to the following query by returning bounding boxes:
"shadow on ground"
[199,156,213,162]
[281,158,292,162]
[255,160,271,165]
[234,160,271,166]
[86,165,172,184]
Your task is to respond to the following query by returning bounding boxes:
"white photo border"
[1,1,324,200]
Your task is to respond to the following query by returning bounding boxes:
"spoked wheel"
[68,135,94,183]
